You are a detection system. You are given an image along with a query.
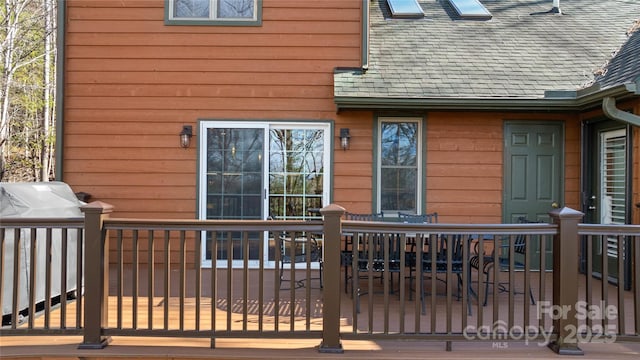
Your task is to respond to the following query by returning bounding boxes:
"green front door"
[504,122,564,270]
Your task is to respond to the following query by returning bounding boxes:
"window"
[376,118,423,215]
[387,0,425,18]
[447,0,492,20]
[167,0,261,25]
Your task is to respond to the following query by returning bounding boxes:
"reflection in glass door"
[199,122,330,268]
[202,126,265,268]
[268,128,325,220]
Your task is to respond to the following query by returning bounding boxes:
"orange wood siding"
[332,110,375,213]
[333,111,581,224]
[63,0,363,218]
[564,114,582,211]
[426,113,502,223]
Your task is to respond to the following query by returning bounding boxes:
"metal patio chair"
[342,212,384,294]
[398,211,439,224]
[469,217,538,306]
[278,231,323,290]
[418,233,473,315]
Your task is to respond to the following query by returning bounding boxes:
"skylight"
[387,0,425,18]
[448,0,492,20]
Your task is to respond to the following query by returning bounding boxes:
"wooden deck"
[1,269,638,360]
[2,334,640,359]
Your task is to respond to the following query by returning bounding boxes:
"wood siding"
[63,0,363,218]
[333,111,581,223]
[63,0,630,228]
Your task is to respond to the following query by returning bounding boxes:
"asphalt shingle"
[335,0,640,100]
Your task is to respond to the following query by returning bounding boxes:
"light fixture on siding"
[340,128,350,150]
[180,125,193,149]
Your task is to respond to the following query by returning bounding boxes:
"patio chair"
[418,233,473,315]
[398,211,438,224]
[469,217,538,306]
[278,231,323,290]
[351,232,406,313]
[342,212,384,293]
[397,211,439,299]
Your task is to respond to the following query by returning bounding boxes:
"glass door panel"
[202,126,266,268]
[597,129,627,279]
[268,129,325,220]
[267,128,326,265]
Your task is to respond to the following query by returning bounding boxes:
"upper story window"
[166,0,262,26]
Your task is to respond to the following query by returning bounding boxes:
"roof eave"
[334,83,639,112]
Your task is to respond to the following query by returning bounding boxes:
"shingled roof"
[334,0,640,109]
[594,21,640,89]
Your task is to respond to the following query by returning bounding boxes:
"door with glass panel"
[585,124,630,287]
[199,122,330,268]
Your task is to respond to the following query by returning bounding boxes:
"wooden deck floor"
[1,269,638,360]
[2,335,640,359]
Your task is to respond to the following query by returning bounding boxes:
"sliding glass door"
[198,121,331,268]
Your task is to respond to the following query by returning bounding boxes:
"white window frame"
[198,121,331,269]
[599,128,627,258]
[376,117,423,217]
[167,0,261,25]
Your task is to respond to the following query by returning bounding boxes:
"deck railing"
[1,203,638,355]
[0,217,84,335]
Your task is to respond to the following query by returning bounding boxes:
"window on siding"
[167,0,261,25]
[377,118,422,215]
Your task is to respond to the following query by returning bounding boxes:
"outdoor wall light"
[180,125,193,149]
[340,128,350,150]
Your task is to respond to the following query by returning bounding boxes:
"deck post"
[548,207,584,355]
[318,204,345,353]
[78,201,113,349]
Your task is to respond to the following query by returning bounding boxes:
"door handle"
[551,202,560,208]
[588,206,597,210]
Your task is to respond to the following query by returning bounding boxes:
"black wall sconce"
[180,125,193,149]
[340,128,350,150]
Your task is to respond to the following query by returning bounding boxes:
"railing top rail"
[103,218,324,232]
[578,223,640,236]
[0,217,84,228]
[342,220,558,235]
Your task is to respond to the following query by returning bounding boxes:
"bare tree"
[0,0,56,182]
[41,0,55,181]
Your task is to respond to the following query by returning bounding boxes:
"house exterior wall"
[61,1,634,226]
[332,110,375,213]
[60,1,638,272]
[62,0,363,218]
[332,111,581,223]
